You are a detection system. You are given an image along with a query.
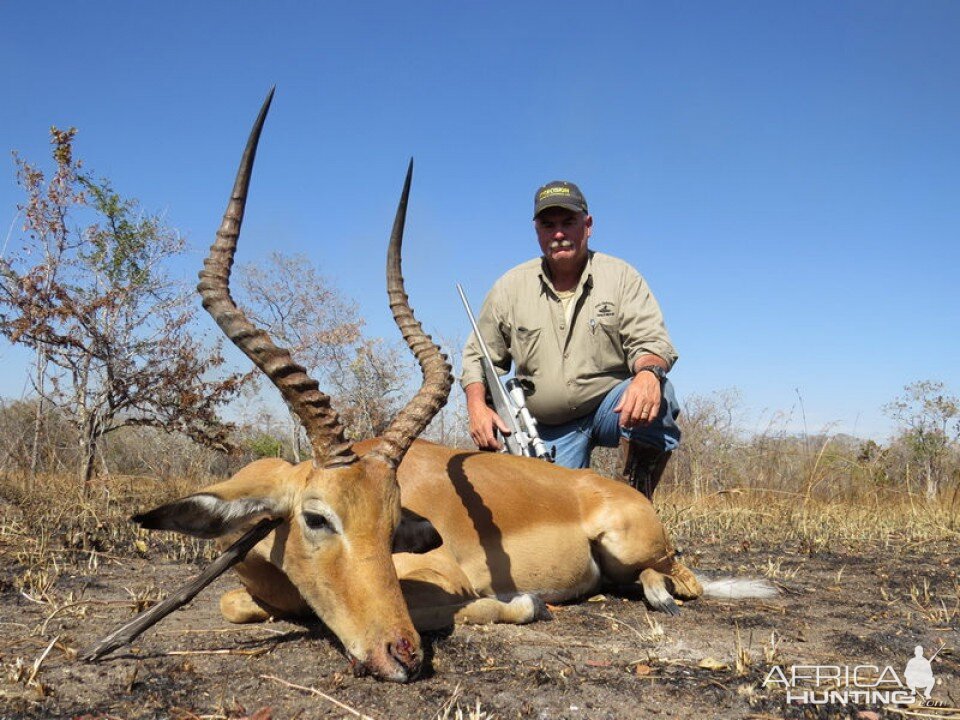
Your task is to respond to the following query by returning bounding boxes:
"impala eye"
[303,511,332,532]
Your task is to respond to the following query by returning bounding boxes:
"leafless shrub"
[329,337,411,441]
[422,334,472,450]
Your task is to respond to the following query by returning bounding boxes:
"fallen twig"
[887,706,960,719]
[462,665,512,674]
[39,600,110,634]
[165,647,272,657]
[82,517,282,661]
[156,626,287,636]
[585,611,659,644]
[260,674,377,719]
[26,635,58,686]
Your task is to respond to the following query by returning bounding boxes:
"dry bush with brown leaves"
[0,128,247,492]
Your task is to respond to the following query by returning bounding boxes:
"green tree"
[0,127,247,492]
[883,380,959,499]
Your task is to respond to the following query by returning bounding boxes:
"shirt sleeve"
[459,282,513,389]
[619,266,678,372]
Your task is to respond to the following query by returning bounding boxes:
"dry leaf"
[698,657,729,671]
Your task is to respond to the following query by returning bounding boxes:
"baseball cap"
[533,180,588,218]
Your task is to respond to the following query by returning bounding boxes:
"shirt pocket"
[512,326,543,376]
[591,319,627,373]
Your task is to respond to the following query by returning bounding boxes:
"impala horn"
[369,160,453,468]
[196,88,356,468]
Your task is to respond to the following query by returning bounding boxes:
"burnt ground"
[1,530,958,719]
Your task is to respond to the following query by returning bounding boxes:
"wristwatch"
[636,365,666,382]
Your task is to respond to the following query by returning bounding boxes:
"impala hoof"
[646,590,681,616]
[530,595,554,622]
[641,579,682,615]
[639,567,682,616]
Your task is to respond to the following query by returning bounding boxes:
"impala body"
[382,440,701,621]
[138,440,703,681]
[135,91,703,683]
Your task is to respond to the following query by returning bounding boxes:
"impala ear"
[132,494,283,539]
[392,507,442,554]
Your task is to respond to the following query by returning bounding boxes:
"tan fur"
[214,439,700,636]
[384,440,701,607]
[147,438,699,683]
[199,455,417,682]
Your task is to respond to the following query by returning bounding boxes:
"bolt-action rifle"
[457,284,553,462]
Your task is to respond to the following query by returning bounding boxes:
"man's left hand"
[614,371,662,428]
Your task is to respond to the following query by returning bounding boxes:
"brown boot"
[619,438,672,499]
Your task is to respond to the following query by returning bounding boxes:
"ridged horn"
[197,89,356,468]
[370,160,453,468]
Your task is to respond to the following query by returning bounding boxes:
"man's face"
[535,207,592,270]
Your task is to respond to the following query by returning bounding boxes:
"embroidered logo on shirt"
[595,301,615,318]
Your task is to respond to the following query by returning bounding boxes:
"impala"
[135,91,763,683]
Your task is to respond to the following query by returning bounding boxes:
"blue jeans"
[537,378,681,469]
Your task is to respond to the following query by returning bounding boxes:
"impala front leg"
[395,549,551,631]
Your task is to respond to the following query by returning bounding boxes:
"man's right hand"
[465,383,511,451]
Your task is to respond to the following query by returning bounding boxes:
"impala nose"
[389,636,422,680]
[349,634,423,682]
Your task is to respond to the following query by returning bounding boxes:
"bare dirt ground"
[2,501,958,720]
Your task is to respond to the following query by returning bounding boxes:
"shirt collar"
[538,250,595,296]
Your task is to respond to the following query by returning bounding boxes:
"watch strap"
[636,365,666,382]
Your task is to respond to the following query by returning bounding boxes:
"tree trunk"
[288,407,301,463]
[79,420,98,499]
[29,398,43,490]
[925,460,937,501]
[29,351,48,489]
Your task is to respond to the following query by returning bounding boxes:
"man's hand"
[614,370,663,428]
[465,382,511,450]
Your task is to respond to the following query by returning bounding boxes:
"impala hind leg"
[589,489,703,612]
[664,558,703,600]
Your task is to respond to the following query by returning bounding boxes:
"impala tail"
[697,575,779,600]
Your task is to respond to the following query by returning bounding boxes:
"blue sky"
[1,1,957,440]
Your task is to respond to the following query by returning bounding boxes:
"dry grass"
[0,471,212,643]
[658,484,960,551]
[434,684,495,720]
[0,471,216,707]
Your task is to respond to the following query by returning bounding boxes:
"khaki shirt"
[461,251,677,425]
